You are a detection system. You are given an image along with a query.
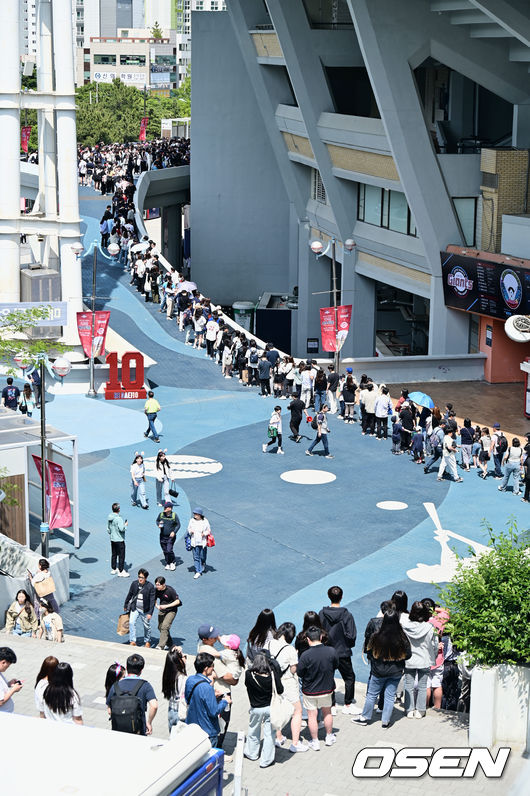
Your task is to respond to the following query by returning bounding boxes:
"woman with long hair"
[294,611,327,657]
[43,662,83,725]
[130,453,148,509]
[19,384,35,417]
[161,646,188,733]
[246,608,277,664]
[38,598,64,643]
[155,450,172,506]
[267,622,307,753]
[352,610,411,728]
[4,589,38,637]
[104,662,125,699]
[402,602,439,718]
[34,655,59,717]
[243,653,284,769]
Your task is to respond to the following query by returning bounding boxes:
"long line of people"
[0,586,469,772]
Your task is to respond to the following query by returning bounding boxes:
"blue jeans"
[168,707,180,733]
[500,461,521,493]
[314,390,326,412]
[492,452,503,477]
[307,433,329,456]
[244,706,275,767]
[145,413,158,439]
[192,545,207,574]
[12,628,32,637]
[160,294,167,311]
[131,480,147,508]
[361,674,401,725]
[404,667,430,714]
[129,608,151,644]
[424,445,442,471]
[156,477,170,505]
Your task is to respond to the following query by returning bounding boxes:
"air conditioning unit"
[20,266,62,339]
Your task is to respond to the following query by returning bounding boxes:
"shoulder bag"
[269,669,294,731]
[34,575,56,598]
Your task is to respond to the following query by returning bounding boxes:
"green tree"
[175,69,191,119]
[437,520,530,666]
[151,21,163,39]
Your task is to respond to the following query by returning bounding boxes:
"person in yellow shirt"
[144,391,161,442]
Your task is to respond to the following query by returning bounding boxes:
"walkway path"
[36,186,529,684]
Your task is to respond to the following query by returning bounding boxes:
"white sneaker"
[262,444,267,453]
[277,448,284,455]
[275,735,286,747]
[325,734,336,746]
[193,572,201,579]
[289,742,309,753]
[110,569,118,575]
[342,705,362,715]
[406,711,415,719]
[308,739,320,751]
[169,562,176,571]
[118,570,130,577]
[330,706,337,716]
[165,564,171,570]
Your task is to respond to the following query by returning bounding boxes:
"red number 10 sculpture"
[104,352,147,400]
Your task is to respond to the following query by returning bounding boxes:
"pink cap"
[429,608,449,632]
[219,634,240,650]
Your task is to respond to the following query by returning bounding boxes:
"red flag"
[21,126,32,153]
[320,307,337,352]
[139,116,149,141]
[336,305,352,351]
[76,311,110,358]
[32,456,72,529]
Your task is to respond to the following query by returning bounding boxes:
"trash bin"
[232,301,255,332]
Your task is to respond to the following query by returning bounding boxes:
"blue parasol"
[407,391,435,410]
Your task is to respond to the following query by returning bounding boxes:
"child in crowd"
[411,427,425,463]
[391,415,402,455]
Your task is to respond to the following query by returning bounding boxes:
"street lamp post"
[310,236,356,373]
[72,241,119,397]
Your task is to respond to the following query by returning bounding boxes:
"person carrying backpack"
[424,421,446,474]
[489,423,506,479]
[107,653,158,736]
[305,405,333,459]
[157,502,181,571]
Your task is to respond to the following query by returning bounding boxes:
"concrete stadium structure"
[190,1,530,373]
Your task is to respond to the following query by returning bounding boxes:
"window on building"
[302,0,353,28]
[120,54,146,66]
[94,54,116,65]
[453,197,477,247]
[155,54,176,65]
[357,184,417,237]
[311,169,328,205]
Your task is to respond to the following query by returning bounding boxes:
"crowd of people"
[77,137,190,194]
[0,584,470,768]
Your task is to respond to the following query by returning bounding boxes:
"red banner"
[32,456,72,530]
[21,126,32,153]
[76,311,111,358]
[336,305,353,351]
[139,116,149,141]
[320,307,337,352]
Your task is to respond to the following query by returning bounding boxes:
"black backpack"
[311,415,319,430]
[250,350,258,365]
[110,680,145,734]
[497,434,508,454]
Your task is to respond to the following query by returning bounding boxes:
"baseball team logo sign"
[447,265,473,297]
[500,269,522,310]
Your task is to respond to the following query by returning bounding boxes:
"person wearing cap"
[197,626,244,747]
[185,652,230,747]
[187,508,211,579]
[489,423,505,479]
[156,503,180,571]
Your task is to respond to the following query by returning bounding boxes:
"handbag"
[184,533,192,552]
[267,425,278,439]
[168,479,179,499]
[177,674,188,720]
[19,397,28,415]
[34,576,56,598]
[117,612,130,636]
[206,533,216,548]
[268,672,294,731]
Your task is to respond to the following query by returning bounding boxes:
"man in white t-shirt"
[438,431,464,483]
[0,647,22,713]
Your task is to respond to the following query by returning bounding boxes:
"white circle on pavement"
[376,500,408,510]
[280,469,336,485]
[144,454,222,480]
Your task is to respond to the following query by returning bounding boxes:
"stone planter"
[469,664,530,752]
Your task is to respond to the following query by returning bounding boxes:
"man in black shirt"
[319,586,357,715]
[154,576,181,650]
[297,626,339,751]
[156,502,180,571]
[2,378,20,411]
[258,355,272,396]
[287,397,309,442]
[326,366,340,414]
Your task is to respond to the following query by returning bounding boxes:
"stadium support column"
[52,0,83,343]
[0,3,21,302]
[37,0,59,269]
[162,205,183,273]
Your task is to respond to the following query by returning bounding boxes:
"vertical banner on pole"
[320,307,337,352]
[336,305,353,351]
[139,116,149,141]
[76,311,110,357]
[21,126,32,153]
[32,456,73,529]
